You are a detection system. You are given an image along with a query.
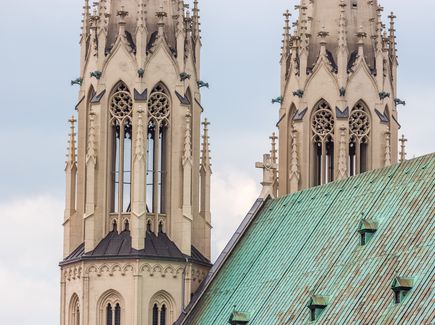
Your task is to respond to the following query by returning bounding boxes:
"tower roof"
[303,0,379,69]
[103,0,180,51]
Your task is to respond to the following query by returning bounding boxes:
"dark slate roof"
[179,153,435,324]
[61,231,210,267]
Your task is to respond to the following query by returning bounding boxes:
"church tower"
[274,0,400,196]
[60,0,212,324]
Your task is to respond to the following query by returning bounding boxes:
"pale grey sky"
[0,0,434,324]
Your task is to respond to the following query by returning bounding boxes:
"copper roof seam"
[247,181,353,324]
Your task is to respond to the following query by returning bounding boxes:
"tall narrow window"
[110,83,133,214]
[114,304,121,325]
[106,304,113,325]
[349,102,370,176]
[76,305,80,325]
[160,305,167,325]
[152,304,159,325]
[147,84,171,216]
[69,294,80,325]
[312,100,335,186]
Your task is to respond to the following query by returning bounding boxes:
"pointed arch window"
[146,84,171,216]
[149,291,175,325]
[109,82,133,214]
[69,294,80,325]
[106,304,113,325]
[312,100,335,186]
[349,102,371,176]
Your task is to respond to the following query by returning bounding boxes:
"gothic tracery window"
[349,102,371,176]
[312,100,335,186]
[109,82,133,214]
[147,84,171,216]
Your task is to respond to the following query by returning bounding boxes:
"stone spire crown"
[305,0,379,68]
[104,0,180,50]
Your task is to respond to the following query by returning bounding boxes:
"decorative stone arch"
[96,289,125,325]
[349,100,372,175]
[149,290,176,325]
[68,293,80,325]
[146,82,172,220]
[310,99,335,186]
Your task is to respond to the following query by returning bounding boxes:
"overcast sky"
[0,0,434,324]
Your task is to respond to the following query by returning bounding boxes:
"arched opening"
[149,291,175,325]
[160,305,167,325]
[109,82,133,214]
[97,290,124,325]
[311,100,335,186]
[152,304,159,325]
[124,220,129,231]
[349,101,371,176]
[146,83,171,218]
[69,294,80,325]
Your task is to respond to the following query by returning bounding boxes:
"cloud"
[0,196,63,325]
[211,169,260,260]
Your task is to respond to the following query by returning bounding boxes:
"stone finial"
[289,127,300,193]
[86,111,97,164]
[66,116,77,166]
[183,112,193,164]
[385,128,392,167]
[338,0,347,50]
[192,0,201,38]
[270,132,278,164]
[156,5,168,36]
[318,26,329,55]
[201,118,211,170]
[282,10,292,57]
[81,0,91,38]
[338,127,348,180]
[376,6,384,53]
[135,107,146,161]
[137,0,146,29]
[388,11,397,61]
[256,154,278,199]
[399,134,408,163]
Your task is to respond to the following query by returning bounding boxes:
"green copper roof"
[182,153,435,324]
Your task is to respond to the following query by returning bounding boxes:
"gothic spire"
[201,119,211,170]
[192,0,200,39]
[384,128,392,167]
[66,116,77,167]
[282,10,292,58]
[183,112,193,164]
[388,11,398,64]
[86,111,97,164]
[337,0,348,89]
[289,127,300,193]
[81,0,91,40]
[337,128,348,180]
[399,134,408,163]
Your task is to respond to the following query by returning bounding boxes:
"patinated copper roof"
[179,153,435,324]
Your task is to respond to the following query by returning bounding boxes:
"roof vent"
[358,219,378,246]
[392,277,414,304]
[307,295,330,321]
[228,311,250,325]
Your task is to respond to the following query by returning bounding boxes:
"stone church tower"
[272,0,400,196]
[60,0,212,324]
